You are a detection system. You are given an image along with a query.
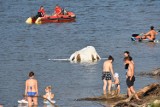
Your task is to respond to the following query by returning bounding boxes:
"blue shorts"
[27,92,36,97]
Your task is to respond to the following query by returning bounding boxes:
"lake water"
[0,0,160,107]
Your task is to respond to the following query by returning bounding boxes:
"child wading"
[111,73,120,95]
[43,85,56,105]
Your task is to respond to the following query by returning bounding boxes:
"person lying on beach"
[43,85,56,104]
[111,73,120,95]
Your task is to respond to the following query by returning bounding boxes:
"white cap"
[114,73,119,78]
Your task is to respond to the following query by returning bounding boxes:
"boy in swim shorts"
[102,55,115,95]
[124,57,140,100]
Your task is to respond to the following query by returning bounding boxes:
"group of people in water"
[24,72,55,107]
[24,51,142,107]
[35,5,67,18]
[102,51,140,100]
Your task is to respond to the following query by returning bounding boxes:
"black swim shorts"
[102,72,112,80]
[126,76,135,88]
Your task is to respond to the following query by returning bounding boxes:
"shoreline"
[76,68,160,107]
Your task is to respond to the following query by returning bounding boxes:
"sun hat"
[114,73,119,78]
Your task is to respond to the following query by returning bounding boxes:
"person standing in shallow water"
[124,57,140,100]
[25,71,38,107]
[102,55,115,95]
[124,51,134,96]
[124,51,134,70]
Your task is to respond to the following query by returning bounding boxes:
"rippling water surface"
[0,0,160,107]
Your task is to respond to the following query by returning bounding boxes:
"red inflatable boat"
[26,11,76,24]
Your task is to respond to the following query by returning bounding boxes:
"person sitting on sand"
[141,26,158,41]
[25,71,38,106]
[43,85,55,104]
[124,57,141,100]
[102,55,115,95]
[111,73,120,95]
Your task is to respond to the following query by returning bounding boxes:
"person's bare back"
[127,61,134,78]
[26,79,38,93]
[25,71,38,106]
[103,60,111,72]
[102,55,115,95]
[142,26,158,41]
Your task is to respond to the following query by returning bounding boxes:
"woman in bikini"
[25,71,38,106]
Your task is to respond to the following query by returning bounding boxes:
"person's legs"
[107,80,112,94]
[103,79,107,95]
[126,77,132,97]
[117,85,120,95]
[127,88,132,97]
[33,96,38,106]
[146,35,153,41]
[141,35,147,39]
[130,86,140,100]
[27,97,32,107]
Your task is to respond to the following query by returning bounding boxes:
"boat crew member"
[53,5,63,16]
[37,6,46,17]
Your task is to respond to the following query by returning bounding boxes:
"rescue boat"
[26,11,76,24]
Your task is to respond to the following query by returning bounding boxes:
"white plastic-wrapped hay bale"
[69,46,101,62]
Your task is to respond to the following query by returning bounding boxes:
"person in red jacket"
[37,6,46,17]
[53,5,62,16]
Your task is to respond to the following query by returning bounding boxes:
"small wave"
[48,58,70,61]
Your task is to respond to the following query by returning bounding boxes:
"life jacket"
[54,6,62,15]
[38,8,45,17]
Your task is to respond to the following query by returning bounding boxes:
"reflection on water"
[146,42,156,48]
[18,104,57,107]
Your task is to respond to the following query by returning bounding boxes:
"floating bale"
[25,17,33,24]
[69,46,101,63]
